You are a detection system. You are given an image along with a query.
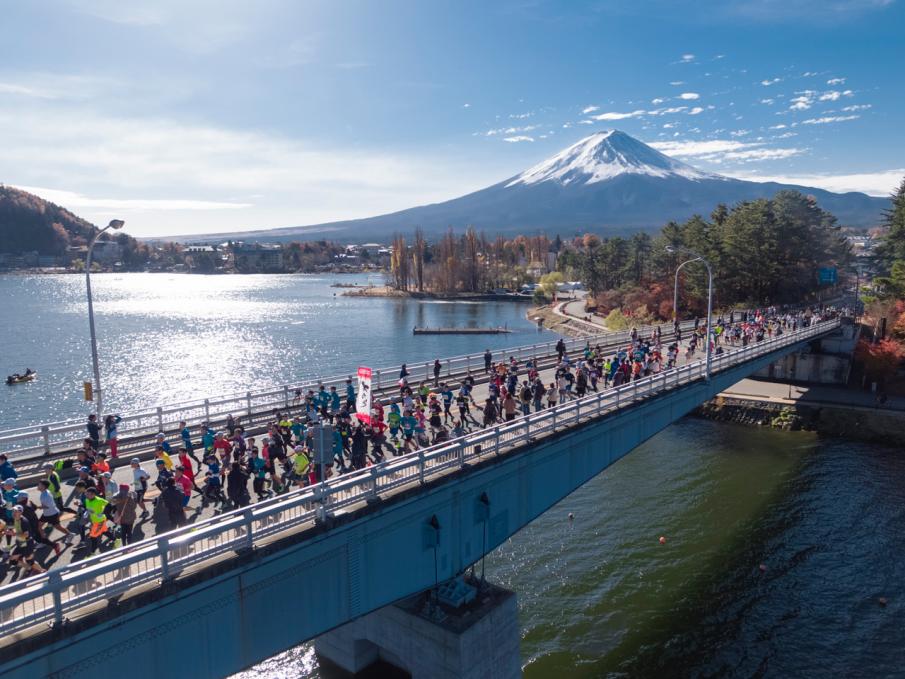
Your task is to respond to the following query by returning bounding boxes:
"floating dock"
[413,326,511,335]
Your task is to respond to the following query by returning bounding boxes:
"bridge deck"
[0,319,838,649]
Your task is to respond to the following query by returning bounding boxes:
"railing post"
[552,406,557,431]
[283,385,290,409]
[466,355,471,373]
[494,426,501,455]
[376,370,382,390]
[48,570,64,627]
[458,441,466,468]
[446,359,451,377]
[425,361,430,382]
[243,508,255,550]
[369,467,379,500]
[575,400,580,424]
[42,425,51,455]
[246,391,252,418]
[204,398,210,422]
[418,450,425,484]
[156,407,163,432]
[159,537,170,582]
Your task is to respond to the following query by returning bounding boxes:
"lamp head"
[108,219,125,230]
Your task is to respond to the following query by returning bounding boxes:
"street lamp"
[673,255,702,324]
[86,219,125,418]
[666,245,713,382]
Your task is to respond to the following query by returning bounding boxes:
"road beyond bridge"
[0,319,840,679]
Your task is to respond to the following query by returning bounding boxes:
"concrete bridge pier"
[315,579,521,679]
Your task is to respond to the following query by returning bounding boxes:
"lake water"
[236,420,905,679]
[0,273,547,430]
[3,273,903,678]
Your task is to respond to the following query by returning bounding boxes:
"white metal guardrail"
[0,319,838,638]
[0,320,702,462]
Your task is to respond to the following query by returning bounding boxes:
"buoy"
[568,512,574,521]
[658,536,666,545]
[879,597,888,607]
[759,564,767,572]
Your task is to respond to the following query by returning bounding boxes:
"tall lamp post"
[667,245,713,382]
[86,219,125,419]
[673,255,702,325]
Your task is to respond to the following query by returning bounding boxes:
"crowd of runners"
[0,306,839,578]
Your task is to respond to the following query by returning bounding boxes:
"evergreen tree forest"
[559,190,852,321]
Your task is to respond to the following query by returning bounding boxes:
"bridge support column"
[315,580,521,678]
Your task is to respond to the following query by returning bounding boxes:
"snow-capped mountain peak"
[506,130,717,188]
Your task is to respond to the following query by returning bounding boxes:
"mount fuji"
[194,131,886,241]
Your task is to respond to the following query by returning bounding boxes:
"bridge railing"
[0,319,838,638]
[0,320,700,462]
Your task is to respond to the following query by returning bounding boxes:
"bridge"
[0,318,840,679]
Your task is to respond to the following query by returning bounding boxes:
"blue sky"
[1,0,903,237]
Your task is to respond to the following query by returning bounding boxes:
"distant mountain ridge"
[169,131,889,242]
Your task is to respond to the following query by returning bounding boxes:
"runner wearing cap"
[7,505,44,574]
[130,459,150,514]
[37,479,71,544]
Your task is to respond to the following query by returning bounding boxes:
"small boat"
[6,370,36,385]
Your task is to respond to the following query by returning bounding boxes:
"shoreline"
[695,387,905,446]
[342,285,533,302]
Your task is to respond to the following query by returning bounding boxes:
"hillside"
[0,184,100,255]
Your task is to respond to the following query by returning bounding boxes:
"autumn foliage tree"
[855,338,905,383]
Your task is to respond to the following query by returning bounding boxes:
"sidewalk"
[721,378,905,412]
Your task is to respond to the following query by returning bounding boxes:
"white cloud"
[728,169,905,196]
[663,123,676,129]
[801,115,860,124]
[760,98,775,105]
[0,82,57,99]
[731,129,751,137]
[775,132,797,138]
[562,122,573,128]
[680,54,695,62]
[827,77,846,85]
[842,104,872,111]
[818,89,853,101]
[503,136,534,143]
[678,92,700,100]
[589,109,647,120]
[485,124,538,136]
[801,71,818,77]
[0,106,502,236]
[509,111,534,119]
[669,81,685,86]
[687,107,704,115]
[761,78,782,86]
[718,148,803,162]
[650,138,804,164]
[649,106,688,115]
[789,91,817,110]
[650,139,755,156]
[462,103,471,108]
[15,186,252,211]
[770,124,787,129]
[651,98,666,105]
[581,105,599,114]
